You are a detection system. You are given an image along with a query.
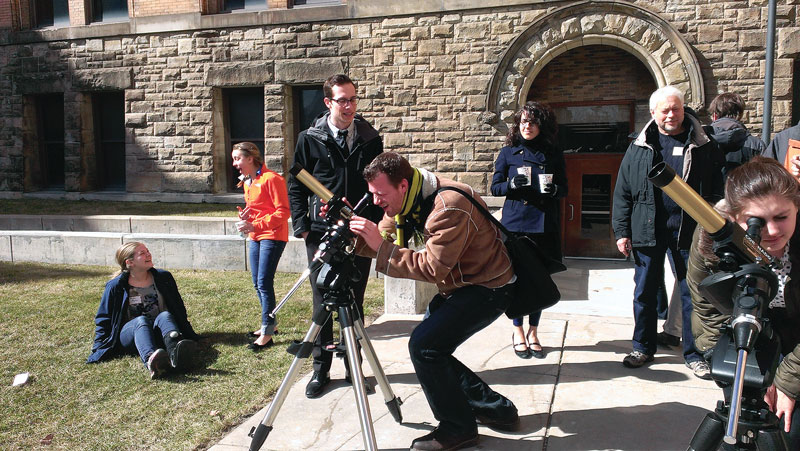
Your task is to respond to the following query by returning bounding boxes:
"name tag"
[129,296,143,306]
[672,146,684,156]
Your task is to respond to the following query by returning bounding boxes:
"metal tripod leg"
[338,304,378,451]
[353,317,403,423]
[688,411,725,451]
[248,307,328,451]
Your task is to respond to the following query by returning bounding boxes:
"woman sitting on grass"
[87,242,201,379]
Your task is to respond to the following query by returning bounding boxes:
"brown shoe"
[410,429,479,450]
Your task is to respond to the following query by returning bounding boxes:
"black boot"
[163,330,198,371]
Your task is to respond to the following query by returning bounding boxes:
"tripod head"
[290,163,372,295]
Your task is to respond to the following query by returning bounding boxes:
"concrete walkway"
[210,285,720,451]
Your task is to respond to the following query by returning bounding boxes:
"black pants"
[304,232,371,374]
[408,284,518,436]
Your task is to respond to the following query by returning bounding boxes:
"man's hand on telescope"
[616,237,631,257]
[764,384,795,433]
[319,197,354,219]
[349,215,384,252]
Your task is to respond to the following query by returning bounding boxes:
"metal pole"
[761,0,778,143]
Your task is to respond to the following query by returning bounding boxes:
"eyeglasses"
[329,96,359,106]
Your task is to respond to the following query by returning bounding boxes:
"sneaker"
[147,348,170,379]
[687,360,712,380]
[657,331,681,347]
[622,350,654,368]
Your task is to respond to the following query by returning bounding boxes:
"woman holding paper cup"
[232,142,291,351]
[491,101,568,359]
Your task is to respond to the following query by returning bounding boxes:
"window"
[223,0,266,12]
[37,94,66,190]
[93,92,126,191]
[32,0,70,28]
[293,0,341,6]
[293,85,326,132]
[225,88,265,191]
[92,0,129,23]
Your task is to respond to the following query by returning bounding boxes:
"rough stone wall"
[0,0,798,195]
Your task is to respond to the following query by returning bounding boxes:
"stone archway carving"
[487,0,705,127]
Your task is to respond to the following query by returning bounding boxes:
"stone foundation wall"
[0,0,798,195]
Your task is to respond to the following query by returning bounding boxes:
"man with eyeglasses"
[288,73,384,399]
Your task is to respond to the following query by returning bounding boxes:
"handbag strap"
[433,186,513,238]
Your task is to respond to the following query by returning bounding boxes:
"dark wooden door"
[562,153,625,258]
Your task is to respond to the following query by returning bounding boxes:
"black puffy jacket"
[707,117,766,177]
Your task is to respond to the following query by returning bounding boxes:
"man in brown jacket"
[349,152,519,451]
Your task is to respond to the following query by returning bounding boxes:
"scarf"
[394,168,438,247]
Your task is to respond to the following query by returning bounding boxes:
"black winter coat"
[612,114,725,249]
[763,122,800,166]
[288,112,384,236]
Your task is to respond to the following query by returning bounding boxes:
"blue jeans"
[249,239,287,335]
[631,230,702,363]
[120,311,180,365]
[512,311,541,327]
[409,284,518,437]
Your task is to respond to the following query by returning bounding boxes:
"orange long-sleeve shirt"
[243,164,290,242]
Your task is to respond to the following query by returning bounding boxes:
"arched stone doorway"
[487,1,705,258]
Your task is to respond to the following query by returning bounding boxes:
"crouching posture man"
[349,152,519,450]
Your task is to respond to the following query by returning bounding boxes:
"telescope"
[648,162,787,450]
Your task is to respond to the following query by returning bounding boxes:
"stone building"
[1,0,799,258]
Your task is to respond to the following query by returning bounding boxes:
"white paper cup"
[236,220,248,239]
[517,166,532,185]
[538,173,553,192]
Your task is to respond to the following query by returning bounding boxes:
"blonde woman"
[232,142,290,351]
[87,242,200,379]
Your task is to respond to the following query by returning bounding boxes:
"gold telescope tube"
[290,163,335,203]
[648,162,726,234]
[648,162,774,265]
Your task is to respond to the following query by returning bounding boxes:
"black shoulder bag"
[434,187,566,318]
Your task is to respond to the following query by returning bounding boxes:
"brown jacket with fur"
[359,175,514,296]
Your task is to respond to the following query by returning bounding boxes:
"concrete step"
[0,214,242,236]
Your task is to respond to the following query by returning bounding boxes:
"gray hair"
[649,86,685,112]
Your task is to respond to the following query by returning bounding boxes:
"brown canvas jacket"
[358,176,514,296]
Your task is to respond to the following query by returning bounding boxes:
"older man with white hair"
[612,86,725,378]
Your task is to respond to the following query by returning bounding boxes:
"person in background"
[688,156,800,448]
[706,92,766,177]
[491,101,566,359]
[87,242,200,379]
[763,119,800,180]
[612,86,724,378]
[233,141,290,351]
[287,73,384,398]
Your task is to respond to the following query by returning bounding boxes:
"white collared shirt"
[327,119,355,150]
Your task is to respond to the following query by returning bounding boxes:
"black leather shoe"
[410,429,479,450]
[475,412,521,432]
[305,371,330,399]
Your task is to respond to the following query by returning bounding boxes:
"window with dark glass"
[92,0,129,22]
[293,85,326,132]
[225,88,265,192]
[223,0,267,12]
[94,92,126,191]
[32,0,70,28]
[37,94,66,190]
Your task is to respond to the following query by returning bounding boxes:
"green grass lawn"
[0,261,384,449]
[0,199,239,217]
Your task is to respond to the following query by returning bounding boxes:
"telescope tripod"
[688,334,790,451]
[248,279,403,451]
